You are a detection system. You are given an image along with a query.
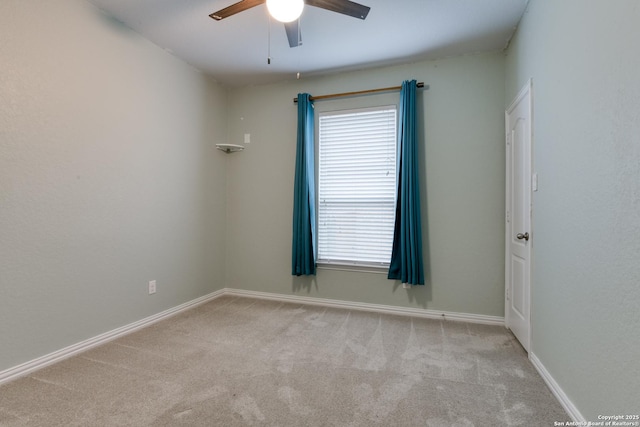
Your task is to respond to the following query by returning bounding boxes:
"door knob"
[516,232,529,241]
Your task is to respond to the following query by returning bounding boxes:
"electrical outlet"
[148,280,156,295]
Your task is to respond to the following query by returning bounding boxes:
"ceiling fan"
[210,0,371,48]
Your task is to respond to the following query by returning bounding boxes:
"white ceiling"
[88,0,529,87]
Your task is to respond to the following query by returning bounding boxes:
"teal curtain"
[388,80,425,285]
[292,93,316,276]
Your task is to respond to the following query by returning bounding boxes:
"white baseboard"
[3,286,583,426]
[1,287,503,386]
[223,288,505,326]
[0,289,226,386]
[530,352,584,422]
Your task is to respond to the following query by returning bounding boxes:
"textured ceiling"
[88,0,529,87]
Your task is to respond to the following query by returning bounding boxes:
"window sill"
[317,262,389,275]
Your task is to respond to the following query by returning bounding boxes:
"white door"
[505,80,532,352]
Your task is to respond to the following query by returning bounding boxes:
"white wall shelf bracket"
[216,143,244,153]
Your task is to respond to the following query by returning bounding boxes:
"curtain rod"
[293,82,427,103]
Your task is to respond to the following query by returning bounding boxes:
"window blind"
[318,106,397,266]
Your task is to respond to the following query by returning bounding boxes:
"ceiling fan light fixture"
[266,0,304,23]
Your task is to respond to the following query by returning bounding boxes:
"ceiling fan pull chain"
[267,14,272,64]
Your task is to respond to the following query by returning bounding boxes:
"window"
[317,106,397,267]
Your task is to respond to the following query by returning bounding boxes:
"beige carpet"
[0,295,567,426]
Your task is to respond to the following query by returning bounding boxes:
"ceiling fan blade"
[306,0,370,20]
[284,20,302,48]
[210,0,265,21]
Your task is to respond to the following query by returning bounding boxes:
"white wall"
[225,53,506,316]
[0,0,228,371]
[505,0,640,419]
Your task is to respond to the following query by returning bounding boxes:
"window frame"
[315,103,398,272]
